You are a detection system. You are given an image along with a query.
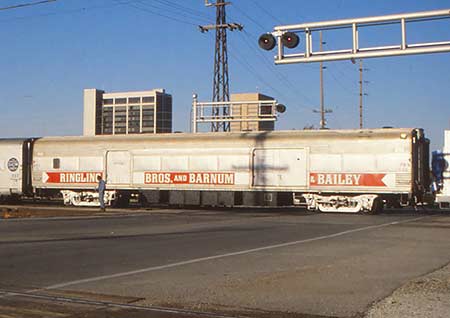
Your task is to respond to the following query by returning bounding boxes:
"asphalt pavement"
[0,208,449,318]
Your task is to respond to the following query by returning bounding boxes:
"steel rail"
[0,289,245,318]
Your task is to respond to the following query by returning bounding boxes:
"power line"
[229,49,291,102]
[241,29,318,102]
[227,8,319,107]
[150,0,212,20]
[321,41,362,103]
[0,1,140,23]
[226,33,313,108]
[237,30,318,109]
[231,2,266,31]
[0,0,56,11]
[118,1,199,26]
[326,66,359,97]
[136,0,211,24]
[211,33,287,99]
[249,0,283,25]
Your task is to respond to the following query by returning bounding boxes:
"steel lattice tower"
[201,0,242,132]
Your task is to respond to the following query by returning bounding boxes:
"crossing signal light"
[258,33,276,51]
[281,32,299,49]
[276,104,286,113]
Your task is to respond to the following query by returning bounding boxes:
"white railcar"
[0,139,33,199]
[27,128,430,213]
[434,130,450,208]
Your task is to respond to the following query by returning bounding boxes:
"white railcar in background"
[434,130,450,208]
[0,139,33,199]
[0,128,431,213]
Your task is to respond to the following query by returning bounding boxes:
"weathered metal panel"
[190,156,218,171]
[201,191,218,206]
[253,148,308,187]
[439,131,450,200]
[106,151,131,185]
[79,157,104,171]
[29,128,418,195]
[0,140,24,195]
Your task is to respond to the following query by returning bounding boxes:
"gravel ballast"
[365,263,450,318]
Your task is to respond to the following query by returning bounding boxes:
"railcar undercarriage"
[61,190,117,207]
[297,193,384,214]
[57,188,386,214]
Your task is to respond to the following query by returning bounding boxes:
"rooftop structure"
[229,93,275,132]
[192,92,280,133]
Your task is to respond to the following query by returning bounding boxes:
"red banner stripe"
[44,172,103,184]
[144,172,235,185]
[310,173,387,187]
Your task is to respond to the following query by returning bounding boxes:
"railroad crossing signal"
[259,32,300,50]
[258,34,276,51]
[258,9,450,64]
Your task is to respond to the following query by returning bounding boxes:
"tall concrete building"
[83,88,172,136]
[230,93,275,132]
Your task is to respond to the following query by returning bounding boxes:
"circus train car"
[0,128,431,213]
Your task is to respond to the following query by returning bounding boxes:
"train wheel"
[112,193,130,208]
[368,198,384,215]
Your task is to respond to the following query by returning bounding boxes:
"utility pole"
[200,0,243,132]
[314,31,332,129]
[359,60,369,129]
[359,59,363,129]
[320,31,325,129]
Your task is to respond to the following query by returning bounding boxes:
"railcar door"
[253,148,308,187]
[106,151,131,185]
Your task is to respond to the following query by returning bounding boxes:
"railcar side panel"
[307,136,413,193]
[435,130,450,207]
[106,151,131,185]
[130,148,251,190]
[31,129,418,194]
[33,154,104,189]
[28,128,429,210]
[0,140,25,196]
[252,148,308,188]
[444,131,450,196]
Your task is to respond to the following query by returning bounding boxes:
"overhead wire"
[319,36,362,128]
[135,0,212,24]
[114,0,200,26]
[235,1,357,126]
[228,3,319,109]
[249,0,283,25]
[0,0,56,11]
[326,67,359,97]
[229,49,292,102]
[202,31,288,102]
[230,1,267,32]
[150,0,212,21]
[317,40,360,97]
[0,0,139,23]
[238,30,318,109]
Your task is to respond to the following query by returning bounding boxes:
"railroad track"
[0,288,247,318]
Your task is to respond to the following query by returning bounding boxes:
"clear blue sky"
[0,0,449,150]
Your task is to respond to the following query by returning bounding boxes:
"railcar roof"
[32,128,420,144]
[0,138,33,143]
